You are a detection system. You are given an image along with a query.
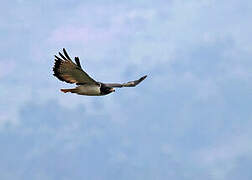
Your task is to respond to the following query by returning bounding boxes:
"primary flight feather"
[53,48,147,96]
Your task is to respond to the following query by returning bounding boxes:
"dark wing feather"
[59,52,68,60]
[104,75,147,88]
[75,57,82,68]
[63,48,72,60]
[53,48,97,84]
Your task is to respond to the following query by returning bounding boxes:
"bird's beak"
[110,88,115,92]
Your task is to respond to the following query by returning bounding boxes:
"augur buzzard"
[53,48,147,96]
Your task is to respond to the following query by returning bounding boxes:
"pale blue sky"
[0,0,252,179]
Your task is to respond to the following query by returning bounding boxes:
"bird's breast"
[76,84,101,96]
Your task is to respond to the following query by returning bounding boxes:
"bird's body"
[53,48,147,96]
[61,83,115,96]
[61,84,101,96]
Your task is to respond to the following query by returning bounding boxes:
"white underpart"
[75,84,101,96]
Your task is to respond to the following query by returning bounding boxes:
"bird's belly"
[76,85,101,96]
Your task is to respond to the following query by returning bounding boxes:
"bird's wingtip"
[140,75,147,81]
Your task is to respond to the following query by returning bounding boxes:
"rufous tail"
[60,89,75,93]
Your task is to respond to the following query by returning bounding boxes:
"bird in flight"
[53,48,147,96]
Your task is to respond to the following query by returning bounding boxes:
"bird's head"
[110,88,115,93]
[100,84,115,95]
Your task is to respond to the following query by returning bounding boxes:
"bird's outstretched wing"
[53,48,97,84]
[103,75,147,88]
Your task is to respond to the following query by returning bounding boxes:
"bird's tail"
[60,88,76,93]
